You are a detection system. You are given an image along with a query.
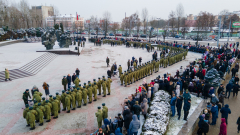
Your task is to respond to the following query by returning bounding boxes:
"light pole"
[156,18,160,41]
[217,15,222,48]
[227,13,232,43]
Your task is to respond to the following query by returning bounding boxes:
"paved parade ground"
[0,41,202,134]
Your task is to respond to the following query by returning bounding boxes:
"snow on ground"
[166,95,202,135]
[0,41,202,134]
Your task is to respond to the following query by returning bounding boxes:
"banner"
[232,22,240,28]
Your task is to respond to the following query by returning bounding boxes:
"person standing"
[129,115,140,135]
[183,99,191,121]
[219,118,227,135]
[22,89,31,105]
[95,106,103,128]
[170,94,177,117]
[106,57,110,67]
[219,91,226,107]
[176,93,183,120]
[102,103,108,120]
[141,98,148,120]
[226,82,233,99]
[26,107,38,130]
[5,68,11,81]
[75,68,80,78]
[67,74,72,88]
[139,57,142,66]
[211,103,218,125]
[217,84,224,96]
[127,60,130,70]
[233,82,240,97]
[72,73,76,83]
[237,116,240,133]
[132,101,141,120]
[220,104,231,125]
[42,82,50,99]
[62,76,68,91]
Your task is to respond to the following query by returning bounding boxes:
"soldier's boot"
[39,123,43,126]
[107,93,110,95]
[62,108,66,111]
[67,110,70,113]
[88,101,92,104]
[58,111,60,113]
[26,124,30,127]
[93,99,97,101]
[35,120,39,123]
[78,105,81,108]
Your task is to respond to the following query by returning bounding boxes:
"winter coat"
[198,115,204,129]
[133,104,141,115]
[226,83,233,92]
[183,101,191,112]
[26,110,38,123]
[72,75,76,82]
[209,89,215,95]
[183,92,191,103]
[237,117,240,130]
[211,96,219,104]
[62,78,68,85]
[95,109,103,123]
[170,96,177,106]
[147,88,151,98]
[141,98,148,115]
[5,69,9,79]
[219,118,227,135]
[154,83,159,93]
[123,110,132,129]
[202,121,209,133]
[220,104,231,118]
[233,84,240,93]
[115,128,123,135]
[75,69,80,75]
[211,105,219,118]
[218,86,224,95]
[67,76,71,83]
[176,96,183,110]
[129,115,140,132]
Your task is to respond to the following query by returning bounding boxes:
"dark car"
[133,34,139,37]
[109,33,114,36]
[140,34,147,38]
[115,34,122,36]
[91,33,96,35]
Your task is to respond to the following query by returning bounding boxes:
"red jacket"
[219,118,227,135]
[202,69,206,76]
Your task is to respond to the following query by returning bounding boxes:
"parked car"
[140,34,147,38]
[81,32,86,34]
[115,34,122,36]
[193,36,202,41]
[150,34,156,38]
[109,33,114,36]
[91,33,96,35]
[133,34,139,37]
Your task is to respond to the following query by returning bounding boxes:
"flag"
[76,12,78,20]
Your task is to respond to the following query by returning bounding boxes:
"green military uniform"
[33,91,42,102]
[61,90,66,111]
[93,83,98,101]
[95,107,103,128]
[102,103,108,120]
[87,84,93,103]
[124,73,128,87]
[106,77,112,95]
[83,86,88,106]
[70,90,76,110]
[22,89,31,105]
[118,65,122,77]
[44,100,52,122]
[97,78,102,95]
[55,93,61,113]
[36,103,45,125]
[102,79,107,97]
[76,88,83,107]
[120,73,124,85]
[65,92,72,113]
[26,107,38,130]
[74,77,81,88]
[62,76,68,91]
[41,97,46,106]
[23,104,30,126]
[52,97,59,118]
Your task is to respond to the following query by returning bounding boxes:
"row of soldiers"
[23,85,110,130]
[118,50,188,86]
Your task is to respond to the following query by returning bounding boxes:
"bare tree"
[111,22,119,38]
[102,11,111,37]
[226,14,240,36]
[168,11,176,36]
[176,3,184,33]
[219,9,229,37]
[141,8,148,34]
[52,5,59,25]
[19,0,31,28]
[90,16,99,37]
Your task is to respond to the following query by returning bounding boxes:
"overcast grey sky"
[12,0,240,22]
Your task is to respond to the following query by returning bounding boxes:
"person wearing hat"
[49,95,54,103]
[23,104,30,127]
[41,97,46,106]
[92,79,97,85]
[76,88,82,108]
[33,100,39,110]
[52,97,59,118]
[62,76,68,91]
[83,82,87,88]
[97,78,102,95]
[124,73,128,87]
[65,92,72,113]
[56,93,61,113]
[26,107,38,130]
[107,76,112,95]
[102,79,107,97]
[102,103,108,120]
[210,103,218,125]
[183,99,191,121]
[36,103,45,126]
[118,65,122,78]
[95,106,103,128]
[70,90,76,110]
[61,90,66,111]
[87,81,92,89]
[92,82,98,101]
[74,76,81,88]
[33,90,42,103]
[23,89,31,105]
[120,73,124,85]
[44,100,52,122]
[183,89,191,104]
[87,84,93,103]
[5,68,11,81]
[82,86,88,106]
[106,57,110,67]
[127,59,130,70]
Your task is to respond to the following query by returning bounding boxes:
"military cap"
[124,71,126,72]
[103,79,106,81]
[88,81,90,82]
[102,76,105,78]
[98,106,101,109]
[68,88,70,91]
[25,104,29,108]
[84,83,86,85]
[56,92,59,95]
[34,100,37,104]
[71,90,74,92]
[53,97,56,99]
[89,84,91,86]
[126,73,128,75]
[121,72,123,74]
[108,76,110,78]
[26,89,29,91]
[77,88,80,90]
[79,84,81,86]
[62,90,65,93]
[102,103,105,106]
[73,86,76,88]
[46,100,49,103]
[93,79,96,81]
[42,97,45,100]
[98,77,100,79]
[63,76,66,78]
[83,86,86,88]
[29,107,33,110]
[94,82,96,84]
[119,65,121,66]
[38,103,41,106]
[49,95,52,97]
[66,92,69,94]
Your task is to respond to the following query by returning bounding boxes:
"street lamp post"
[156,18,160,41]
[227,13,232,43]
[217,16,222,48]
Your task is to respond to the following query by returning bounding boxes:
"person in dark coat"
[203,81,211,99]
[220,104,231,125]
[226,82,233,99]
[123,109,132,134]
[219,118,227,135]
[42,82,50,96]
[132,101,141,120]
[67,74,71,88]
[237,116,240,133]
[72,73,76,83]
[75,68,80,78]
[139,57,142,66]
[232,67,237,77]
[197,115,204,135]
[107,70,112,78]
[170,94,177,117]
[211,103,218,125]
[176,94,183,120]
[233,82,240,97]
[217,84,224,96]
[183,99,191,121]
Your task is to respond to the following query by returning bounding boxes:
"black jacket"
[176,96,183,110]
[133,104,142,115]
[75,69,80,75]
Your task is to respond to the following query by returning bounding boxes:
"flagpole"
[76,12,78,40]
